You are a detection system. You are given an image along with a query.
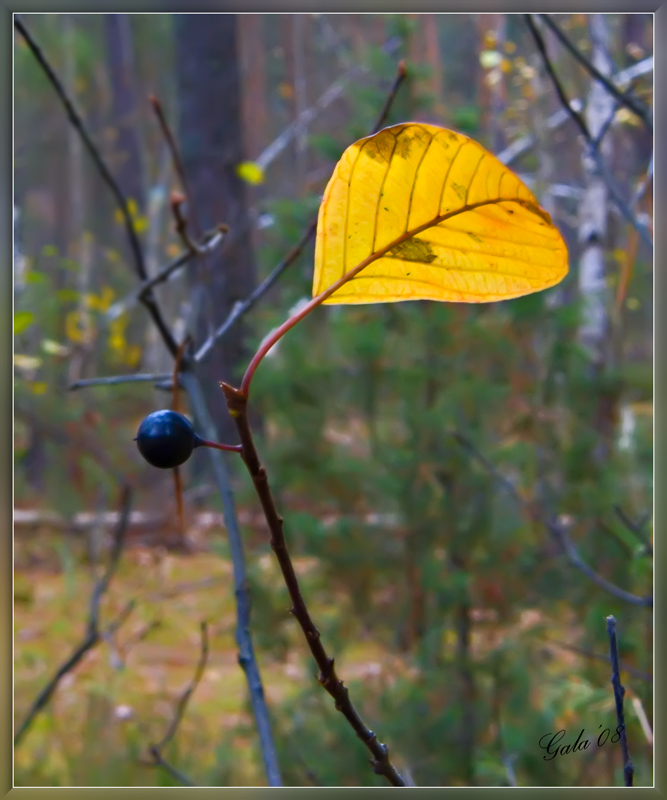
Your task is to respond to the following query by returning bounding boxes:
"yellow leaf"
[236,161,265,186]
[312,123,568,305]
[30,382,48,395]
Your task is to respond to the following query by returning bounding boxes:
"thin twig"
[538,14,652,131]
[220,382,405,787]
[180,370,283,786]
[140,622,207,787]
[496,57,652,167]
[149,94,192,203]
[150,621,209,756]
[14,16,179,357]
[613,506,652,555]
[69,373,173,390]
[106,226,228,321]
[370,59,407,134]
[452,432,652,609]
[524,15,653,251]
[605,616,634,786]
[254,37,401,171]
[149,750,196,787]
[170,191,217,255]
[194,58,408,365]
[194,221,316,364]
[14,487,134,746]
[541,637,652,683]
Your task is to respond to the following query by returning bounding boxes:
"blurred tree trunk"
[175,14,257,443]
[407,15,444,120]
[238,15,268,161]
[578,16,613,366]
[103,14,145,211]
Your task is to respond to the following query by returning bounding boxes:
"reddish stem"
[195,438,242,454]
[240,197,517,397]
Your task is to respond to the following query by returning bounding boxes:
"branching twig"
[106,226,228,321]
[541,637,652,683]
[496,57,652,167]
[538,14,652,131]
[220,382,405,787]
[147,621,208,786]
[14,487,134,747]
[194,221,317,364]
[451,432,652,609]
[524,15,653,250]
[13,16,179,357]
[606,616,634,786]
[170,191,222,256]
[613,506,652,555]
[194,57,408,366]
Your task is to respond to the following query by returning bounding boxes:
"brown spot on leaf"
[388,237,437,263]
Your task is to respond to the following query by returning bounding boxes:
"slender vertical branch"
[149,94,193,205]
[605,616,634,786]
[220,382,405,787]
[181,370,282,787]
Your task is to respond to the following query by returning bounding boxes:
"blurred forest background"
[14,13,653,787]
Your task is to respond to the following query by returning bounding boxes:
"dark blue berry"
[135,410,202,469]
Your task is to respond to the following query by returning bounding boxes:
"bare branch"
[451,432,652,609]
[496,57,652,167]
[14,487,134,747]
[106,226,228,321]
[180,370,283,786]
[606,616,634,786]
[14,16,179,357]
[613,506,652,555]
[150,622,208,760]
[524,15,652,249]
[69,373,173,390]
[539,14,652,131]
[149,94,192,203]
[221,382,405,786]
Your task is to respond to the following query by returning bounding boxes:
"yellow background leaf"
[236,161,265,186]
[313,123,568,305]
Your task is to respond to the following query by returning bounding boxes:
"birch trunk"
[578,14,614,366]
